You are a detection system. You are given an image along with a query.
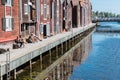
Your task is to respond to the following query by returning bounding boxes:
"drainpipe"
[19,0,22,35]
[36,0,40,37]
[28,0,31,35]
[60,1,63,32]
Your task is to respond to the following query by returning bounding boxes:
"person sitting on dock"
[14,35,25,48]
[26,33,42,43]
[26,33,34,43]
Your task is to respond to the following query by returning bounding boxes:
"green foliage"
[92,11,120,18]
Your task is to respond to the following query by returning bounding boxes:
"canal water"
[70,22,120,80]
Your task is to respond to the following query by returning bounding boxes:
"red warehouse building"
[39,0,51,38]
[19,0,37,38]
[0,0,92,44]
[0,0,19,43]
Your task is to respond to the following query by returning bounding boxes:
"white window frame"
[5,16,12,31]
[44,6,47,20]
[41,4,43,14]
[47,5,49,15]
[44,0,47,20]
[5,0,12,6]
[39,24,43,34]
[24,4,29,15]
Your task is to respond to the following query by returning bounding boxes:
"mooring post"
[40,54,42,70]
[74,37,75,45]
[49,50,52,64]
[0,65,3,80]
[57,64,60,80]
[66,41,67,51]
[63,60,66,80]
[56,46,58,58]
[69,40,70,49]
[65,57,68,75]
[61,63,63,80]
[14,69,16,79]
[61,43,63,54]
[30,59,32,79]
[53,69,55,80]
[0,76,2,80]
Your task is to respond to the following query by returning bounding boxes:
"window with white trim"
[47,5,49,15]
[44,0,47,4]
[44,6,47,19]
[44,0,47,20]
[1,0,13,6]
[41,4,43,14]
[6,0,12,6]
[24,4,29,15]
[2,16,14,31]
[6,18,12,31]
[39,24,43,34]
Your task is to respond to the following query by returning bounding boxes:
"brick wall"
[40,0,50,23]
[0,0,92,43]
[0,0,19,43]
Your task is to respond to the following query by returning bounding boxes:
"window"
[41,4,43,14]
[2,16,14,31]
[50,1,52,18]
[7,0,11,5]
[44,6,47,19]
[47,5,49,15]
[39,24,43,34]
[44,0,47,4]
[24,4,29,15]
[44,0,47,19]
[2,0,13,6]
[6,18,12,31]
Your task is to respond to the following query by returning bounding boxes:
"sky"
[90,0,120,14]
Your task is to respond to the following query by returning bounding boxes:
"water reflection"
[96,22,120,32]
[36,34,92,80]
[15,31,92,80]
[70,22,120,80]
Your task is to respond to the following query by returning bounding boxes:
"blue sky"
[90,0,120,14]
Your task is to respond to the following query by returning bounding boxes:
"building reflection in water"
[15,28,94,80]
[40,34,92,80]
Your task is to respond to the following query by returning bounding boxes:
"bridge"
[92,18,120,22]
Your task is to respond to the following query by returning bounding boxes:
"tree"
[92,11,120,18]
